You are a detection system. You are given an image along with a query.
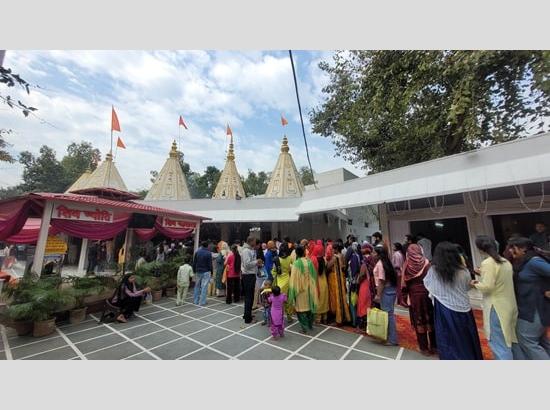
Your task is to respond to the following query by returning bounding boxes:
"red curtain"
[134,220,194,241]
[134,228,158,242]
[50,217,130,240]
[154,219,194,240]
[5,218,60,244]
[0,199,32,240]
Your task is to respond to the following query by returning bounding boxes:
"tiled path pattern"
[0,294,433,360]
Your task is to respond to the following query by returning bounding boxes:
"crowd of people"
[109,228,550,360]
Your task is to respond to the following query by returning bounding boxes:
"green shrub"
[64,276,107,309]
[6,277,74,322]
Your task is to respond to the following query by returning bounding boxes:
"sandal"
[116,315,127,323]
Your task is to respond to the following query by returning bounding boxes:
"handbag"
[367,307,388,341]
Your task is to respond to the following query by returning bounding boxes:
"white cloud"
[0,50,359,191]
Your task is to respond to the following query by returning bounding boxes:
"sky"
[0,50,365,191]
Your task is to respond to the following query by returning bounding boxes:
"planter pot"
[152,290,162,302]
[69,307,88,325]
[11,320,33,336]
[165,287,176,297]
[33,318,56,337]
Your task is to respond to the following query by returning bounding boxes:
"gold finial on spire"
[281,135,290,153]
[170,140,179,158]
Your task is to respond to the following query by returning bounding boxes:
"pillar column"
[77,238,88,275]
[193,221,201,252]
[122,228,131,275]
[378,203,391,245]
[32,201,54,277]
[220,224,230,242]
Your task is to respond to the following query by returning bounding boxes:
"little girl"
[268,285,287,339]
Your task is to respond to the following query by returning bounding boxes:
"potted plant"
[6,276,74,337]
[147,276,162,302]
[160,259,179,297]
[65,276,106,324]
[3,276,38,336]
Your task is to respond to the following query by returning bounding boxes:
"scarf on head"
[403,244,429,282]
[325,242,334,261]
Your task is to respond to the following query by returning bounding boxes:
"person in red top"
[225,244,241,304]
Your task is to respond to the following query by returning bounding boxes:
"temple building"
[145,141,191,201]
[212,135,246,200]
[143,135,378,242]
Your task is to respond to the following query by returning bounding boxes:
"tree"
[61,141,101,185]
[242,169,270,196]
[1,66,38,164]
[311,50,550,173]
[0,129,15,163]
[19,145,68,193]
[298,166,315,186]
[195,166,221,198]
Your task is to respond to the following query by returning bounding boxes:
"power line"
[288,50,317,189]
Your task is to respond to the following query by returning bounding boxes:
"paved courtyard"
[0,294,433,360]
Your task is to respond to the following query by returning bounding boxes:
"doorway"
[409,217,472,260]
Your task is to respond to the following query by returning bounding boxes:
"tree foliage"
[0,141,103,197]
[298,165,315,186]
[311,50,550,173]
[61,142,101,185]
[19,146,68,193]
[0,129,15,163]
[242,169,270,196]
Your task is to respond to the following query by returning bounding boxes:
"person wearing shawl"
[326,242,351,325]
[288,245,318,333]
[111,274,151,323]
[272,242,294,323]
[357,242,374,332]
[215,241,229,297]
[403,243,436,355]
[312,240,329,324]
[392,243,408,307]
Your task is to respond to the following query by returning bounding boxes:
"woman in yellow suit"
[272,242,294,323]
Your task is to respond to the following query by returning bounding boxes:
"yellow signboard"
[45,236,68,255]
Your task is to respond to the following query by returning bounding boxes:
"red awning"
[0,192,209,241]
[28,192,209,221]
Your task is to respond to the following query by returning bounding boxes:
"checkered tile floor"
[0,294,434,360]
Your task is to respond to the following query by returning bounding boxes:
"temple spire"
[264,135,305,198]
[145,140,191,201]
[212,132,246,199]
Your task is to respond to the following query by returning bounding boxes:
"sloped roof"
[65,169,92,193]
[264,136,305,198]
[84,152,128,192]
[145,141,191,201]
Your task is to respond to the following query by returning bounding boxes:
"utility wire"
[288,50,317,189]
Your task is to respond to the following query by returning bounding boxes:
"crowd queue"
[111,230,550,360]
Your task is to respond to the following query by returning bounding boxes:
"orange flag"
[226,124,233,137]
[116,136,126,149]
[179,115,188,129]
[111,106,121,132]
[281,114,288,126]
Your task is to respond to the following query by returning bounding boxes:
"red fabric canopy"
[134,219,194,241]
[0,199,32,240]
[5,218,60,244]
[50,217,130,240]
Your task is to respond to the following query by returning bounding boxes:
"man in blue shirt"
[192,241,213,306]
